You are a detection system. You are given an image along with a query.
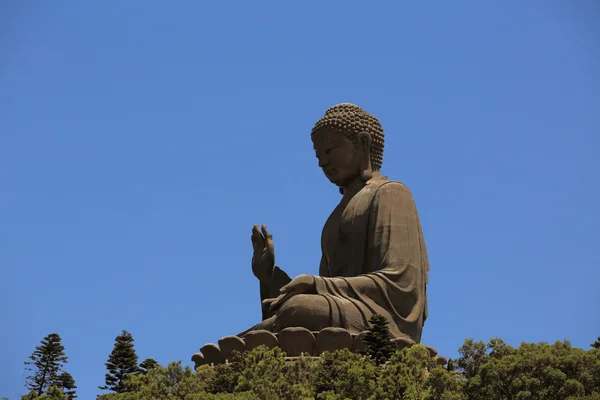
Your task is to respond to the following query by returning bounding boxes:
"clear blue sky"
[1,1,599,399]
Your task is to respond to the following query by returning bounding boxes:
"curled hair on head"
[311,103,385,170]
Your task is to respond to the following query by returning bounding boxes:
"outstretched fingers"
[261,224,272,240]
[251,224,263,249]
[262,224,275,253]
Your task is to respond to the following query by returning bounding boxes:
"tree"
[100,330,139,393]
[230,345,313,399]
[426,365,466,400]
[92,337,600,400]
[24,333,76,399]
[138,358,159,374]
[446,358,455,371]
[456,338,489,380]
[99,347,288,399]
[591,337,600,349]
[314,348,378,400]
[362,313,395,366]
[56,373,77,399]
[461,339,600,400]
[21,385,69,400]
[97,361,201,400]
[373,345,429,400]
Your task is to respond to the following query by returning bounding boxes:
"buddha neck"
[340,171,384,200]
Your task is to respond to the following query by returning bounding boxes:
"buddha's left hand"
[263,274,316,312]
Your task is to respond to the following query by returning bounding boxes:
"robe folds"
[243,176,430,343]
[313,177,429,343]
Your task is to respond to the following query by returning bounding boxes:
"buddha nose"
[318,156,328,168]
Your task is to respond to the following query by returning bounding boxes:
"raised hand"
[251,224,275,284]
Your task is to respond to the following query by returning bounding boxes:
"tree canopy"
[100,330,140,394]
[457,338,600,400]
[23,333,77,400]
[362,314,396,366]
[94,337,599,400]
[22,330,599,399]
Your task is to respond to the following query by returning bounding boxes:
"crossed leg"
[239,294,369,336]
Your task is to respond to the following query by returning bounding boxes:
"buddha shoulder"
[372,180,414,203]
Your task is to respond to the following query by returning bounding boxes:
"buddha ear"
[358,132,373,182]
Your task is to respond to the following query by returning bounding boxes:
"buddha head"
[311,103,385,188]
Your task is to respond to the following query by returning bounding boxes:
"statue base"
[192,327,447,368]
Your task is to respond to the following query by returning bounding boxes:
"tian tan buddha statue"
[239,103,429,344]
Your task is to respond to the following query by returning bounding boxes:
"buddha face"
[312,130,362,187]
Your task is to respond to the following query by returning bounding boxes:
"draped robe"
[247,176,429,343]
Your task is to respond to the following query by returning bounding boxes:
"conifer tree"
[362,314,395,366]
[24,333,76,398]
[56,372,77,399]
[446,358,455,371]
[100,330,139,393]
[591,336,600,349]
[21,385,69,400]
[138,358,158,374]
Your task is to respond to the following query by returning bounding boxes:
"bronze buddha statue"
[241,103,429,344]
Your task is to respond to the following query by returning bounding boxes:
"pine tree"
[24,333,75,398]
[447,358,455,371]
[100,330,139,393]
[362,314,395,366]
[57,372,77,399]
[138,358,158,374]
[21,385,69,400]
[591,336,600,349]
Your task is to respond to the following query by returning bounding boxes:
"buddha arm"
[260,266,292,320]
[318,254,330,277]
[270,266,292,297]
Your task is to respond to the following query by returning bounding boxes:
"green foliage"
[568,395,600,400]
[446,358,456,372]
[92,345,467,400]
[426,366,466,400]
[373,345,429,400]
[70,335,600,399]
[24,333,76,399]
[56,372,77,400]
[97,361,200,400]
[219,345,316,399]
[314,349,378,399]
[457,338,490,379]
[100,330,140,394]
[138,358,159,374]
[362,314,395,366]
[230,346,292,398]
[21,386,69,400]
[458,338,600,400]
[592,337,600,349]
[96,347,315,400]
